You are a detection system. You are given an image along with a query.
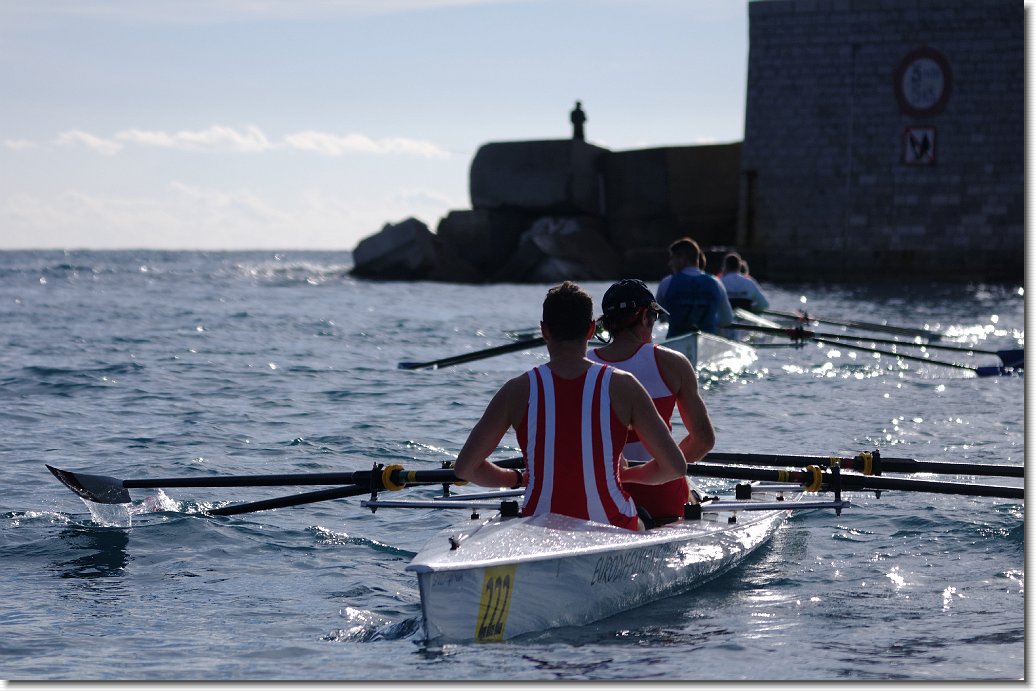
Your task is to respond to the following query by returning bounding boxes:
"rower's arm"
[713,279,735,327]
[612,371,686,485]
[662,350,715,463]
[455,376,526,489]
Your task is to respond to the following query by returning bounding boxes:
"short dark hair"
[542,281,594,341]
[669,237,704,268]
[723,252,742,272]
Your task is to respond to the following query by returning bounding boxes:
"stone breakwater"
[350,139,742,284]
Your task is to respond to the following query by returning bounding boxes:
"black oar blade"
[46,465,132,504]
[997,349,1024,368]
[975,365,1022,378]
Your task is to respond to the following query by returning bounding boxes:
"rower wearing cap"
[588,279,716,524]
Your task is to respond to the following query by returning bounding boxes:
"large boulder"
[470,140,610,216]
[434,209,534,280]
[495,216,622,283]
[350,217,437,280]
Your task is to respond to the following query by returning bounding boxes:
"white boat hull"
[660,329,757,373]
[407,486,797,643]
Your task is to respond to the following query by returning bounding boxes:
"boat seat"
[636,504,657,530]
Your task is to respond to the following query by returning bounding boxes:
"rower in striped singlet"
[517,362,637,529]
[454,281,687,531]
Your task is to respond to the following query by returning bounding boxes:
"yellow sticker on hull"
[475,565,516,641]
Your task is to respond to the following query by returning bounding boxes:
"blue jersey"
[658,271,728,336]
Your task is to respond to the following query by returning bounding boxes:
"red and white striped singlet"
[517,363,639,530]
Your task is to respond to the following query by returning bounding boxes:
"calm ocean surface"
[0,250,1025,682]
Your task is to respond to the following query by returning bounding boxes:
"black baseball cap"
[601,279,668,317]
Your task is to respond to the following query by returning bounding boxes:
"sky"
[1,1,801,251]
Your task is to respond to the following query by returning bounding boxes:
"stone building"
[739,0,1023,281]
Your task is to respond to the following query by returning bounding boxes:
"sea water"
[0,250,1024,681]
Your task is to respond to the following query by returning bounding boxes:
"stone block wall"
[740,0,1023,281]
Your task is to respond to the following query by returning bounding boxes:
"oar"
[727,324,1013,377]
[809,335,1012,377]
[210,484,371,516]
[45,460,526,506]
[686,462,1023,500]
[398,336,545,370]
[763,308,941,341]
[702,451,1023,478]
[730,323,1021,368]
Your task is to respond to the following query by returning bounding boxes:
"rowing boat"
[370,482,841,643]
[43,453,1021,643]
[656,328,756,374]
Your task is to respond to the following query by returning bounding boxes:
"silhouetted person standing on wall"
[570,101,587,140]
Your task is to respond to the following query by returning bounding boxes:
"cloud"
[116,125,274,152]
[0,181,464,250]
[43,125,451,158]
[53,130,123,155]
[3,139,36,150]
[282,130,450,158]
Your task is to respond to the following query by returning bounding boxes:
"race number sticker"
[475,565,515,641]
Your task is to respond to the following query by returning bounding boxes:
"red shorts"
[623,477,689,521]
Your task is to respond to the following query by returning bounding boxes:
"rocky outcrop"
[350,217,437,280]
[350,139,742,283]
[495,216,622,283]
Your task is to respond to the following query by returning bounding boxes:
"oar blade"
[975,365,1020,378]
[397,361,436,370]
[997,349,1024,368]
[46,465,132,504]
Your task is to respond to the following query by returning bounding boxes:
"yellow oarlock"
[858,451,874,475]
[804,465,823,492]
[381,464,406,491]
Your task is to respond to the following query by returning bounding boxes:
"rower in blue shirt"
[656,237,734,337]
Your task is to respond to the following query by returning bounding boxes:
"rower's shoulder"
[651,344,696,388]
[603,366,640,390]
[653,343,693,368]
